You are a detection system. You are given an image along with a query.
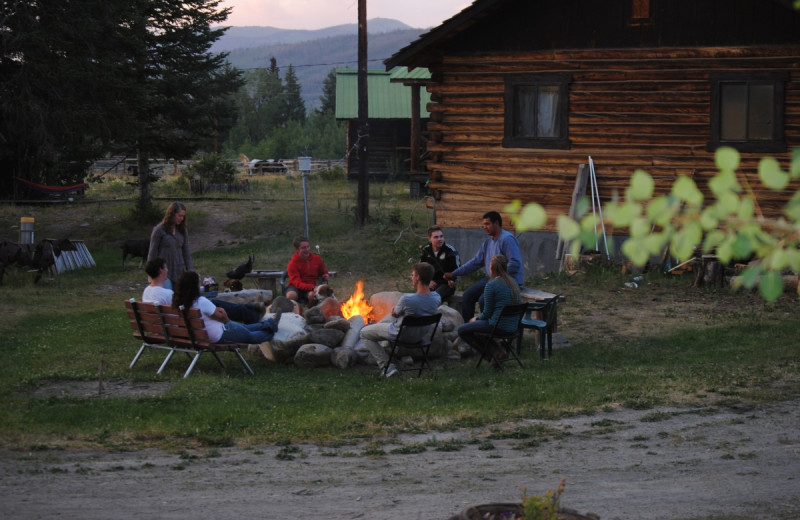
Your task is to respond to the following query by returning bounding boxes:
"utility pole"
[356,0,369,226]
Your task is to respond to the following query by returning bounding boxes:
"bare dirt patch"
[1,397,798,519]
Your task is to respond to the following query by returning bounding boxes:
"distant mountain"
[213,19,426,110]
[212,18,417,52]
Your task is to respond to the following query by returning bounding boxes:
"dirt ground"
[3,201,799,519]
[1,393,798,519]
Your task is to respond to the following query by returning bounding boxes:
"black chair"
[473,303,528,371]
[384,313,442,377]
[518,295,561,359]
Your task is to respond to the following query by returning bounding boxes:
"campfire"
[341,281,373,322]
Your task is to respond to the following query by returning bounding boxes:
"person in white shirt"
[171,270,279,344]
[143,258,266,324]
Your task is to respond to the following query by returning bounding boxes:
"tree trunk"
[137,149,152,208]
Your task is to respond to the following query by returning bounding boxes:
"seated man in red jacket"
[285,236,330,307]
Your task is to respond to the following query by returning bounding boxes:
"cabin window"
[503,74,570,149]
[627,0,653,25]
[708,72,787,153]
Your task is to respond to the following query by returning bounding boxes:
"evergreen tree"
[0,0,136,197]
[283,65,306,123]
[319,68,338,115]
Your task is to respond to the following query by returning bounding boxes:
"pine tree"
[283,65,306,123]
[318,69,338,115]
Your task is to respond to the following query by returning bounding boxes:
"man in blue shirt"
[444,211,524,321]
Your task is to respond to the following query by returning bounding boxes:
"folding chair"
[473,303,528,371]
[384,313,442,377]
[518,294,561,359]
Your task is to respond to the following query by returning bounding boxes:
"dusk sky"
[219,0,471,30]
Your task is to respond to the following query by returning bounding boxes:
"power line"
[233,56,388,71]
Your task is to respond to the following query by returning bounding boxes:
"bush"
[316,166,346,181]
[187,153,237,184]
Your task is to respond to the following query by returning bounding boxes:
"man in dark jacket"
[420,225,460,300]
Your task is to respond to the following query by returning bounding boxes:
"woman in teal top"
[457,254,521,357]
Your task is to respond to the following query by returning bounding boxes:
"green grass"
[0,176,798,451]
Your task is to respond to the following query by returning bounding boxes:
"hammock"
[16,177,88,195]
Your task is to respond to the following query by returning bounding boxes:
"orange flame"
[341,281,373,321]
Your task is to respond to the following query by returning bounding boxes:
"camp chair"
[473,303,528,371]
[384,313,442,377]
[518,294,561,359]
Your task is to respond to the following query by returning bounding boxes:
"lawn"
[0,174,798,451]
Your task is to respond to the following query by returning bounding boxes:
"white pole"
[589,157,610,259]
[302,171,310,238]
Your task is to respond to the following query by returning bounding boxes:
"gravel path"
[2,397,798,519]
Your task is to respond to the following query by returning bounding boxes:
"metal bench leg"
[184,352,203,378]
[157,349,176,374]
[130,344,148,369]
[234,350,255,375]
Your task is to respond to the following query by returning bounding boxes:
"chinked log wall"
[424,46,800,231]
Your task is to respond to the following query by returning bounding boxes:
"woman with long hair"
[147,201,192,289]
[172,271,279,344]
[457,254,521,359]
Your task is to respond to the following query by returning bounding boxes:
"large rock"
[368,291,402,322]
[318,297,344,320]
[341,315,365,348]
[309,328,345,348]
[438,304,464,332]
[294,343,333,368]
[304,305,327,325]
[324,316,350,332]
[331,346,358,369]
[213,289,272,305]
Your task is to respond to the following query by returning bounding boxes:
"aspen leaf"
[517,203,547,230]
[709,170,740,196]
[759,271,784,302]
[622,238,649,266]
[646,196,672,225]
[671,176,703,206]
[715,146,740,172]
[625,169,654,201]
[557,215,580,240]
[737,197,755,219]
[791,148,800,178]
[630,217,651,238]
[758,157,788,190]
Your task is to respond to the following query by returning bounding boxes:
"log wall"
[424,46,800,230]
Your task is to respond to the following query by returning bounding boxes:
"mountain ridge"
[215,19,426,110]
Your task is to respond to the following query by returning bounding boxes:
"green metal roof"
[335,67,431,119]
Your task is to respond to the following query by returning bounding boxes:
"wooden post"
[356,0,369,226]
[410,84,421,173]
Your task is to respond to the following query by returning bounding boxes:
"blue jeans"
[457,319,495,353]
[461,277,489,321]
[220,317,278,344]
[212,299,262,324]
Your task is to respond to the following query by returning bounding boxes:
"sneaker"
[384,364,399,378]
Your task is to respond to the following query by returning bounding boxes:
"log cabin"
[385,0,800,275]
[335,67,431,181]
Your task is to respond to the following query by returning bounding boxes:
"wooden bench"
[124,300,254,378]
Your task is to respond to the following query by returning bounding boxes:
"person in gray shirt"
[359,262,441,378]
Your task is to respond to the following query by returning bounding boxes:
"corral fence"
[89,157,346,179]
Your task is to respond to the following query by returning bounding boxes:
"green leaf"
[699,207,719,231]
[504,199,521,214]
[718,191,739,216]
[786,248,800,272]
[708,169,741,196]
[715,146,740,172]
[784,192,800,221]
[703,230,726,253]
[644,233,669,255]
[759,271,784,302]
[517,203,547,230]
[769,249,788,271]
[622,238,649,266]
[557,215,581,240]
[630,216,651,238]
[626,169,654,202]
[730,233,753,260]
[716,237,734,264]
[758,157,789,190]
[610,202,641,228]
[671,176,703,206]
[737,197,755,220]
[791,148,800,178]
[738,264,762,289]
[645,196,673,226]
